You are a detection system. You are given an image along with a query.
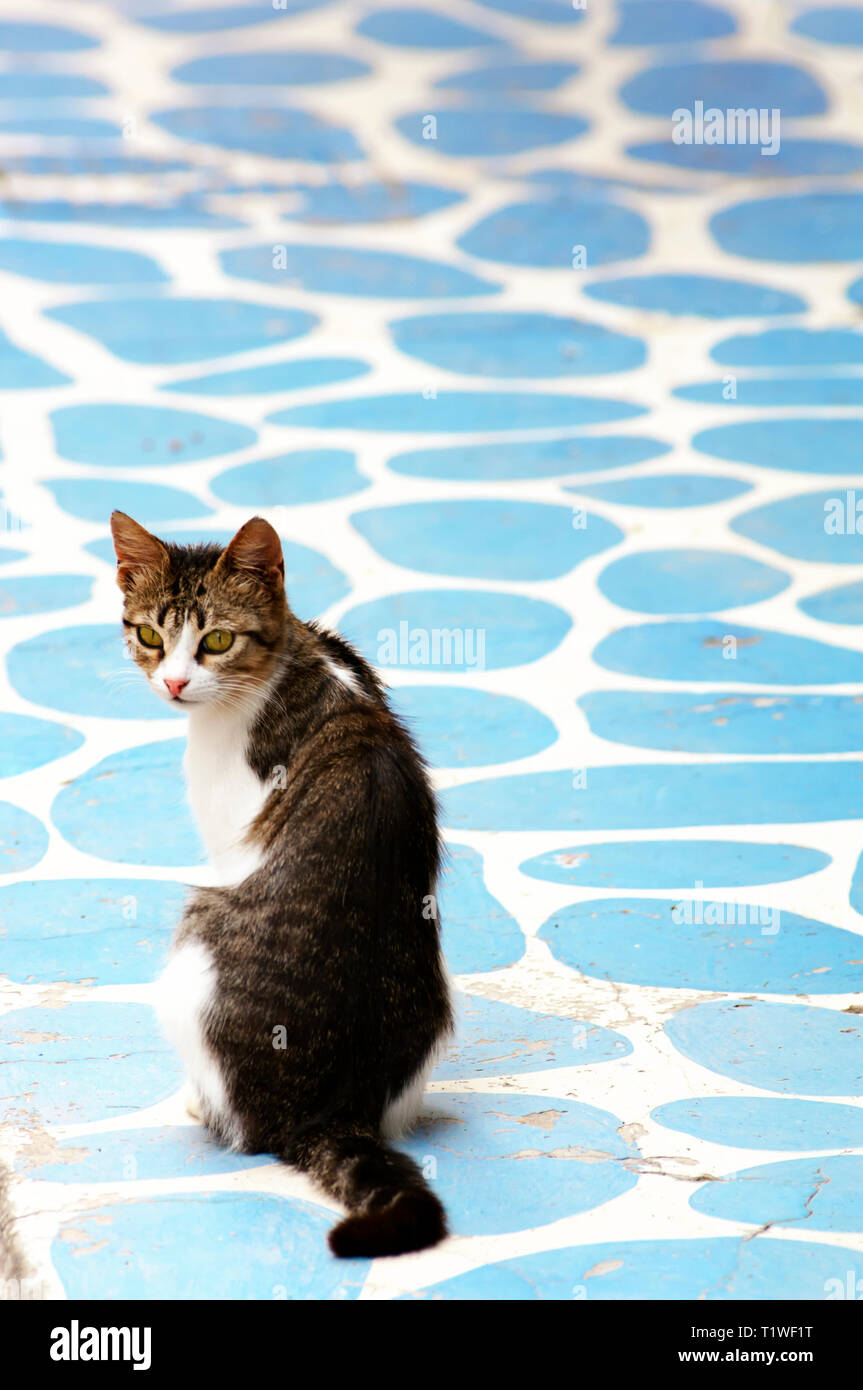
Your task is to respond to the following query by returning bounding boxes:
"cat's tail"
[280,1120,447,1258]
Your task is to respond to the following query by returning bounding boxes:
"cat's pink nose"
[165,678,188,699]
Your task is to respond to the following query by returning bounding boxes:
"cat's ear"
[110,511,167,590]
[217,516,284,588]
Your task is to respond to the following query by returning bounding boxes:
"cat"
[110,510,452,1258]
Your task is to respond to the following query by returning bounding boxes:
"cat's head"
[110,511,287,708]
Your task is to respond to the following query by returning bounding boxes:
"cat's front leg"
[156,938,242,1148]
[182,1084,203,1122]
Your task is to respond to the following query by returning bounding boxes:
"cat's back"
[257,645,441,899]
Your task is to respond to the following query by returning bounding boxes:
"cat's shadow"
[405,1106,464,1151]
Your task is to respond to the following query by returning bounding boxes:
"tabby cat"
[110,511,452,1257]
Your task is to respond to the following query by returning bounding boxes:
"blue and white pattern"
[2,0,863,1301]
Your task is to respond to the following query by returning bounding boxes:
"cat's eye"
[137,625,163,649]
[202,629,234,654]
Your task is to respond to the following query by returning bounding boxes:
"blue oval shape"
[692,1155,863,1232]
[8,624,181,721]
[597,549,788,613]
[621,60,826,116]
[339,589,571,671]
[0,197,243,230]
[0,116,121,138]
[53,1194,367,1301]
[283,178,463,223]
[0,73,108,98]
[395,107,589,156]
[399,1092,638,1237]
[139,1,332,32]
[520,840,829,889]
[851,849,863,919]
[594,619,863,683]
[27,1127,270,1183]
[844,275,863,306]
[46,297,317,365]
[579,690,863,753]
[436,59,579,92]
[570,473,750,507]
[0,712,83,778]
[436,843,525,972]
[44,479,212,524]
[628,137,863,177]
[52,740,202,866]
[210,449,369,507]
[351,499,623,580]
[270,391,645,432]
[458,196,650,268]
[0,237,166,284]
[665,999,863,1094]
[439,993,632,1080]
[712,326,863,367]
[0,21,99,51]
[799,578,863,624]
[732,489,863,562]
[389,435,671,479]
[611,0,734,45]
[584,273,806,317]
[221,242,499,297]
[0,155,190,177]
[680,378,863,406]
[0,879,187,985]
[51,403,257,466]
[792,7,863,45]
[390,685,556,767]
[538,897,863,993]
[654,1097,863,1151]
[162,357,369,397]
[475,0,586,21]
[0,325,70,388]
[172,51,372,84]
[403,1237,863,1300]
[151,105,363,162]
[0,574,92,618]
[442,763,863,831]
[355,7,501,47]
[0,802,49,874]
[390,311,644,376]
[0,1002,182,1123]
[712,192,863,262]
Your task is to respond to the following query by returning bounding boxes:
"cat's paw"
[183,1085,203,1122]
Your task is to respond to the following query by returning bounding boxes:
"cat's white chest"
[184,706,268,883]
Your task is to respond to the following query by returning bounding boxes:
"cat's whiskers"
[199,685,263,720]
[209,671,289,725]
[101,667,145,683]
[100,672,151,694]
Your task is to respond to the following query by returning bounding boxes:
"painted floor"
[2,0,863,1302]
